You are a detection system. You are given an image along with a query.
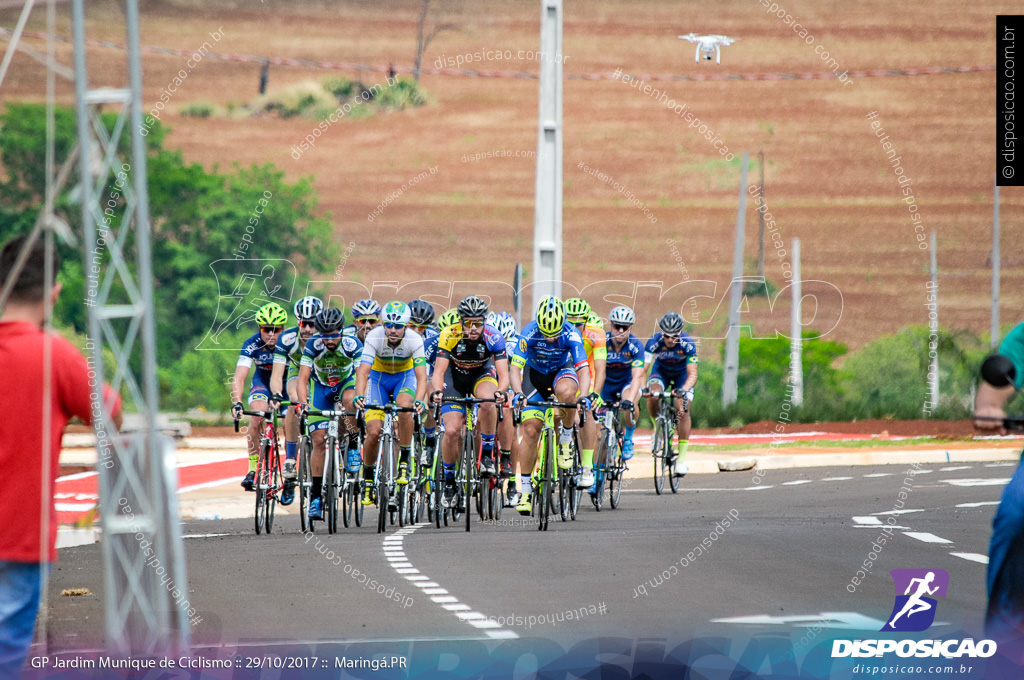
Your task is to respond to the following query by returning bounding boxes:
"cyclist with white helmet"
[509,295,590,515]
[644,312,699,477]
[430,295,510,507]
[353,301,429,505]
[231,302,288,491]
[491,312,523,506]
[602,305,646,459]
[294,307,363,521]
[269,295,323,504]
[346,298,381,343]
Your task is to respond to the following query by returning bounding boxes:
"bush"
[179,101,215,118]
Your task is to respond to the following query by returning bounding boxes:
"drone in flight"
[677,33,737,64]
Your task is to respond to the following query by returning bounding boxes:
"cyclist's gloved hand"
[620,400,633,412]
[296,402,309,416]
[430,389,444,405]
[588,392,603,409]
[494,390,507,405]
[577,396,592,411]
[413,399,427,415]
[231,401,244,419]
[512,392,525,409]
[353,394,367,409]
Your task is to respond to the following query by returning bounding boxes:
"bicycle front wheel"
[298,436,312,532]
[265,446,280,533]
[326,441,338,534]
[539,432,553,531]
[254,441,269,534]
[653,421,667,495]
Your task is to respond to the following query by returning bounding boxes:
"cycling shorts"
[309,376,356,433]
[366,368,417,422]
[439,364,498,417]
[520,361,578,422]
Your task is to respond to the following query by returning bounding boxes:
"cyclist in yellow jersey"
[564,298,606,490]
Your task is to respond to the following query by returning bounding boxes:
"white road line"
[856,525,910,530]
[909,469,933,475]
[956,501,1000,508]
[985,463,1016,468]
[876,509,925,515]
[943,478,1011,487]
[863,473,892,478]
[821,477,853,482]
[852,517,882,525]
[782,480,812,486]
[903,532,953,544]
[743,486,775,491]
[950,552,989,564]
[939,466,973,472]
[384,524,518,639]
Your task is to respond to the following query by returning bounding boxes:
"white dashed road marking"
[384,524,518,639]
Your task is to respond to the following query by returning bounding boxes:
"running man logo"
[880,568,949,633]
[196,259,296,350]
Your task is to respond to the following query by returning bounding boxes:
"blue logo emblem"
[880,569,949,632]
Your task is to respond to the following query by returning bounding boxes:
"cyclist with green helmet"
[509,295,590,515]
[353,301,429,504]
[231,302,288,491]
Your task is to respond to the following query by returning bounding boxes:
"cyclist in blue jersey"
[408,299,440,466]
[509,295,590,515]
[601,305,647,459]
[644,312,699,477]
[294,307,362,521]
[269,295,323,504]
[231,302,288,490]
[345,298,381,343]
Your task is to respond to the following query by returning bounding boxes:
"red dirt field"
[2,0,1023,358]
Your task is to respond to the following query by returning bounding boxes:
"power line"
[2,27,995,82]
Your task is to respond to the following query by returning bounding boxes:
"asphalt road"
[38,460,1017,679]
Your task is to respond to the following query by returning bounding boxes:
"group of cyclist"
[231,292,699,522]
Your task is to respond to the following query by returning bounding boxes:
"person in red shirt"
[0,236,122,678]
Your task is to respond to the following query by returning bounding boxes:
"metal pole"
[723,151,749,406]
[513,263,523,329]
[929,231,939,409]
[789,238,803,407]
[757,149,765,280]
[992,174,1000,348]
[531,0,563,307]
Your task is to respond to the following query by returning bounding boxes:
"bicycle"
[644,388,688,495]
[362,402,421,534]
[432,394,505,532]
[302,407,361,534]
[514,398,586,531]
[340,418,366,529]
[235,406,285,535]
[592,400,629,511]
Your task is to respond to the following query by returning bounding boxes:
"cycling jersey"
[510,321,588,375]
[273,325,310,377]
[644,331,699,374]
[421,326,441,373]
[301,334,362,387]
[359,326,427,373]
[603,332,645,396]
[577,320,607,381]
[436,323,507,374]
[237,332,277,403]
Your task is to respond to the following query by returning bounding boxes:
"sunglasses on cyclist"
[319,332,342,340]
[356,317,379,325]
[299,320,317,329]
[384,322,406,330]
[662,334,680,341]
[462,319,484,328]
[612,323,631,332]
[408,323,427,332]
[260,325,284,333]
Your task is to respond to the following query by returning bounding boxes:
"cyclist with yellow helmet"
[231,302,288,491]
[509,295,590,515]
[564,298,607,491]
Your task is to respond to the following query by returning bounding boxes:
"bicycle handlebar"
[234,408,277,432]
[513,398,588,426]
[431,394,506,423]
